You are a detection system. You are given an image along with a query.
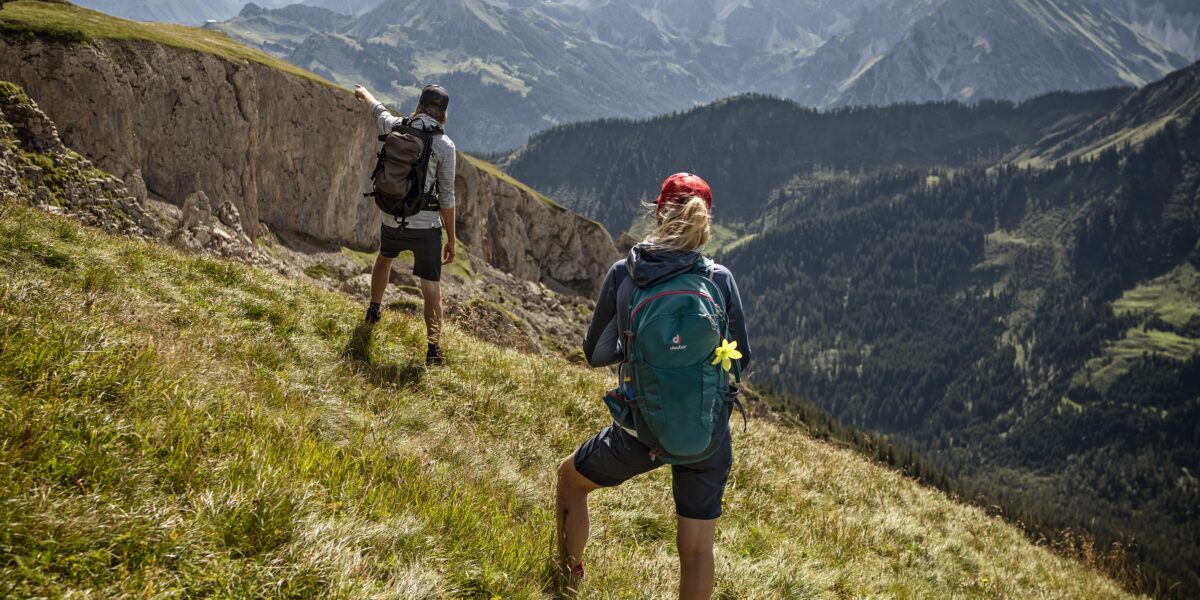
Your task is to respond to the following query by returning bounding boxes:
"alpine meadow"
[1,0,1198,599]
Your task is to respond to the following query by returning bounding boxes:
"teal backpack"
[610,258,742,465]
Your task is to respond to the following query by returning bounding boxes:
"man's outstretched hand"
[353,85,376,105]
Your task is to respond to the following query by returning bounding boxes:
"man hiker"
[555,173,752,598]
[354,83,457,366]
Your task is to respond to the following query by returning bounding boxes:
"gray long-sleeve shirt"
[371,102,456,229]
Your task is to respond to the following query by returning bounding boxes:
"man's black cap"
[418,84,449,110]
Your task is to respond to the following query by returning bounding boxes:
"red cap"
[655,173,712,209]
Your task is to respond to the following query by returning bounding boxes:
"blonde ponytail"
[646,196,711,252]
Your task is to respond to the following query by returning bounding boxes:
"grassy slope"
[0,203,1139,598]
[1069,264,1200,393]
[0,0,340,91]
[1114,264,1200,328]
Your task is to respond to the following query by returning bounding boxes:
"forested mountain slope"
[501,88,1128,235]
[720,62,1200,596]
[1024,58,1200,164]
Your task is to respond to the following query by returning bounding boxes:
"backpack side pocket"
[603,387,632,428]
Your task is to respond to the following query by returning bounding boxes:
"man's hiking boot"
[365,303,381,324]
[426,342,445,366]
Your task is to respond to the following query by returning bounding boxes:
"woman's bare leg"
[676,516,718,600]
[556,453,600,574]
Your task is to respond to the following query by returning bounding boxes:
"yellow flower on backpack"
[711,339,742,372]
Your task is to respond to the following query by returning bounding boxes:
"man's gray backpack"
[365,118,443,228]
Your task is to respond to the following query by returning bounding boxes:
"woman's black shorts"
[380,224,441,282]
[573,423,733,520]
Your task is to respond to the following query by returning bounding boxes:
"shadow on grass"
[341,322,424,388]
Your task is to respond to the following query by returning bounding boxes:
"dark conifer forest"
[503,61,1200,597]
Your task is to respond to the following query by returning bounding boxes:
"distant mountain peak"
[208,0,1198,150]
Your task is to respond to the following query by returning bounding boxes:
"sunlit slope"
[0,203,1139,598]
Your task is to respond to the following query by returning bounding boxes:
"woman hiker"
[353,83,457,366]
[555,173,752,598]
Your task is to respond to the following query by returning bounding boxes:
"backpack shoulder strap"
[694,257,740,383]
[692,257,715,279]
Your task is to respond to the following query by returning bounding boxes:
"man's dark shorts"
[380,224,441,282]
[573,424,733,520]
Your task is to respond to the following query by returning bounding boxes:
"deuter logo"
[670,334,687,351]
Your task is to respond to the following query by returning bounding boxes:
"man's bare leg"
[419,277,442,345]
[677,516,718,600]
[370,255,393,305]
[556,453,600,578]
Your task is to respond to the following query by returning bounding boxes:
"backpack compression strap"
[696,257,747,428]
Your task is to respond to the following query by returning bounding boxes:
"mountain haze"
[207,0,1196,151]
[212,0,866,150]
[70,0,299,25]
[68,0,388,24]
[778,0,1191,108]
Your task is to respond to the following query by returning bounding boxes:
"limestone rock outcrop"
[0,81,150,236]
[454,157,616,295]
[0,33,617,295]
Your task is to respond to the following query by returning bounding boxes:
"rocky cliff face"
[0,78,285,263]
[0,80,148,236]
[454,157,615,295]
[0,32,616,295]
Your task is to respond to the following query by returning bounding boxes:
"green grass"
[1073,327,1200,393]
[0,0,340,91]
[1113,264,1200,328]
[1069,265,1200,394]
[302,263,338,280]
[705,223,741,255]
[0,201,1139,598]
[340,246,377,271]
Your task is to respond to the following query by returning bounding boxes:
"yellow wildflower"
[711,339,742,372]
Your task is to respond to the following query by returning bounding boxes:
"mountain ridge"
[783,0,1189,108]
[207,0,1197,151]
[1024,58,1200,164]
[500,86,1131,235]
